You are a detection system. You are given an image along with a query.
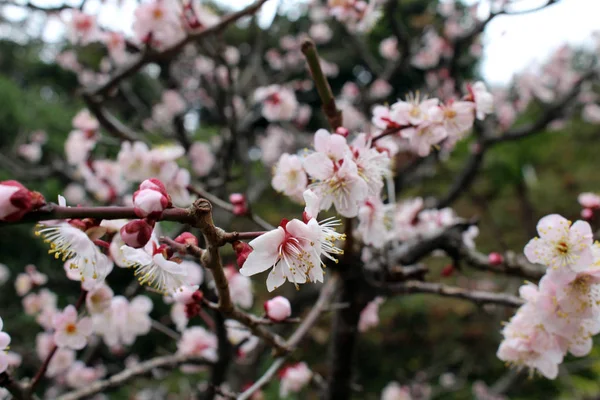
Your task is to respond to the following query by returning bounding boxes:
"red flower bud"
[488,252,504,266]
[185,302,201,319]
[133,179,171,218]
[229,193,248,216]
[232,240,253,268]
[120,219,154,249]
[0,180,45,221]
[441,264,455,277]
[335,127,349,137]
[174,232,198,247]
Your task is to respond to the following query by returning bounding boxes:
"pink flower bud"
[488,252,504,265]
[582,208,594,220]
[174,232,198,247]
[232,241,252,268]
[229,193,245,205]
[335,127,349,137]
[264,296,292,321]
[120,219,154,248]
[232,204,248,216]
[229,193,248,215]
[133,179,171,218]
[0,180,45,221]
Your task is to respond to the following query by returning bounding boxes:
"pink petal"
[536,214,569,241]
[303,153,333,181]
[0,332,10,349]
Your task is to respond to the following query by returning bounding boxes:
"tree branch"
[56,354,213,400]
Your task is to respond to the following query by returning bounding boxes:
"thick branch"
[57,354,213,400]
[301,39,342,130]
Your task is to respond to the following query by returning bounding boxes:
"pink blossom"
[369,79,393,100]
[18,143,42,164]
[280,362,312,397]
[68,11,99,45]
[65,130,96,165]
[65,361,105,389]
[379,37,399,60]
[72,109,99,133]
[53,305,93,350]
[92,295,153,348]
[177,326,218,361]
[104,32,128,64]
[488,252,504,265]
[582,103,600,123]
[174,232,198,247]
[46,348,76,378]
[358,297,384,332]
[0,318,11,374]
[341,82,360,102]
[272,154,308,201]
[357,197,390,248]
[189,141,215,177]
[224,266,254,309]
[310,23,333,44]
[264,296,292,322]
[86,284,114,315]
[254,85,298,121]
[470,81,494,120]
[578,192,600,209]
[381,382,412,400]
[0,180,43,222]
[392,96,439,126]
[133,0,185,49]
[258,126,295,166]
[524,214,593,274]
[226,320,259,357]
[133,179,171,218]
[434,101,475,139]
[22,289,57,316]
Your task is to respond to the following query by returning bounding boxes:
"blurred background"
[0,0,599,399]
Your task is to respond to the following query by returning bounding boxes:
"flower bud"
[264,296,292,322]
[0,180,45,222]
[120,219,154,249]
[232,241,253,268]
[441,264,454,277]
[133,179,171,218]
[172,285,199,305]
[488,252,504,266]
[174,232,198,247]
[335,127,349,137]
[582,208,594,220]
[229,193,248,216]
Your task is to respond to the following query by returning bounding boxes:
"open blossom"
[23,289,57,316]
[224,265,253,309]
[72,109,99,133]
[264,296,292,321]
[272,154,308,200]
[0,318,10,374]
[358,297,384,332]
[46,348,76,378]
[280,362,312,397]
[254,85,298,121]
[68,11,99,45]
[121,242,188,294]
[578,192,600,209]
[226,320,259,357]
[133,0,185,49]
[188,142,215,177]
[434,101,475,139]
[93,296,153,348]
[65,361,105,389]
[0,180,44,222]
[177,326,218,361]
[65,130,96,165]
[379,36,399,60]
[53,305,93,350]
[357,197,390,248]
[381,382,412,400]
[524,214,593,275]
[36,222,112,285]
[86,284,114,315]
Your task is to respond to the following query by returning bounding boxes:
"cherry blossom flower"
[224,265,253,309]
[53,306,92,350]
[18,143,42,164]
[65,361,105,389]
[0,318,10,374]
[46,348,76,378]
[68,11,99,45]
[357,197,390,248]
[434,101,476,139]
[65,130,96,165]
[189,142,215,177]
[582,103,600,124]
[133,0,185,49]
[72,109,99,133]
[92,296,153,348]
[280,362,312,397]
[350,133,391,195]
[524,214,593,274]
[272,154,308,201]
[36,222,112,285]
[379,37,399,60]
[381,382,412,400]
[86,284,114,315]
[358,297,384,332]
[264,296,292,322]
[22,289,57,316]
[177,326,218,361]
[226,320,259,357]
[578,192,600,209]
[254,85,298,121]
[121,242,188,294]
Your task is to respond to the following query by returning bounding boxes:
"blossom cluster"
[497,214,600,379]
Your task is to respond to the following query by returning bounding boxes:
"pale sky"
[4,0,599,85]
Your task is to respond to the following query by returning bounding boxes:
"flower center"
[556,241,569,255]
[65,323,77,334]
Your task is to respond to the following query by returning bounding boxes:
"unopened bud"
[133,179,171,218]
[232,241,253,268]
[264,296,292,322]
[441,264,455,277]
[229,193,248,216]
[335,127,349,137]
[488,252,504,266]
[120,219,154,249]
[174,232,198,247]
[0,180,45,221]
[582,208,594,220]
